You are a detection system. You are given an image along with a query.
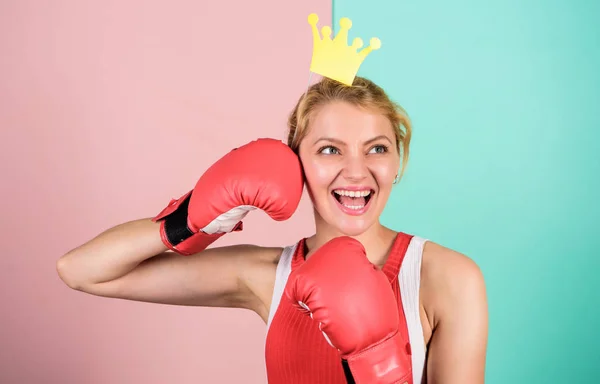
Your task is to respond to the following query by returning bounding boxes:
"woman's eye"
[319,146,340,155]
[369,145,388,154]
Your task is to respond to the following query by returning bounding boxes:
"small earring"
[393,174,400,184]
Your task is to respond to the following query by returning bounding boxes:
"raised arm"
[56,218,276,309]
[57,138,304,313]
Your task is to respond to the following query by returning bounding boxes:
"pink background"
[0,1,329,383]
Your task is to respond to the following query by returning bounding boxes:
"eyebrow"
[313,135,393,146]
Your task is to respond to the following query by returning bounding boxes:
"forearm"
[56,218,167,288]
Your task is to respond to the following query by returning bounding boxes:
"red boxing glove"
[285,236,412,384]
[153,138,304,255]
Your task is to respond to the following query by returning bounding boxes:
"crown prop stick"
[307,13,381,86]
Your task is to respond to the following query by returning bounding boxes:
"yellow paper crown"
[307,13,381,86]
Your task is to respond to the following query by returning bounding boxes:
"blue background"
[334,0,600,381]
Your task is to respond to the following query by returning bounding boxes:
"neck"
[306,214,398,267]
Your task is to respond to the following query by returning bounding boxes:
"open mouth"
[332,189,374,212]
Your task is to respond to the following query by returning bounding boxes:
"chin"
[334,223,370,237]
[324,212,379,237]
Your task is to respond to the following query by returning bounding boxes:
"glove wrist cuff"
[345,331,412,384]
[158,222,227,256]
[153,190,241,256]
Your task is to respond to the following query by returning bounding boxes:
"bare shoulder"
[420,241,489,381]
[421,241,487,328]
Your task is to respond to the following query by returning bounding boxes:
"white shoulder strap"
[266,243,297,330]
[399,235,428,384]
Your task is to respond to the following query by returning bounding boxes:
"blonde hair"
[287,76,412,181]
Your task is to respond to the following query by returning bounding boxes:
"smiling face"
[298,100,401,236]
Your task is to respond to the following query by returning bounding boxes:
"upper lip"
[332,186,375,192]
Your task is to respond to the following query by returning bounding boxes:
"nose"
[341,153,368,182]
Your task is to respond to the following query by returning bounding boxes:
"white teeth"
[333,189,371,210]
[333,189,371,197]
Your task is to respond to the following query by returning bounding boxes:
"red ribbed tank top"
[265,232,414,384]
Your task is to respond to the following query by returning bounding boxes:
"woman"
[57,76,488,383]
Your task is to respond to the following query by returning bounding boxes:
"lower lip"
[332,192,374,216]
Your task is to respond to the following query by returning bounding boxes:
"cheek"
[302,158,338,190]
[372,162,397,188]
